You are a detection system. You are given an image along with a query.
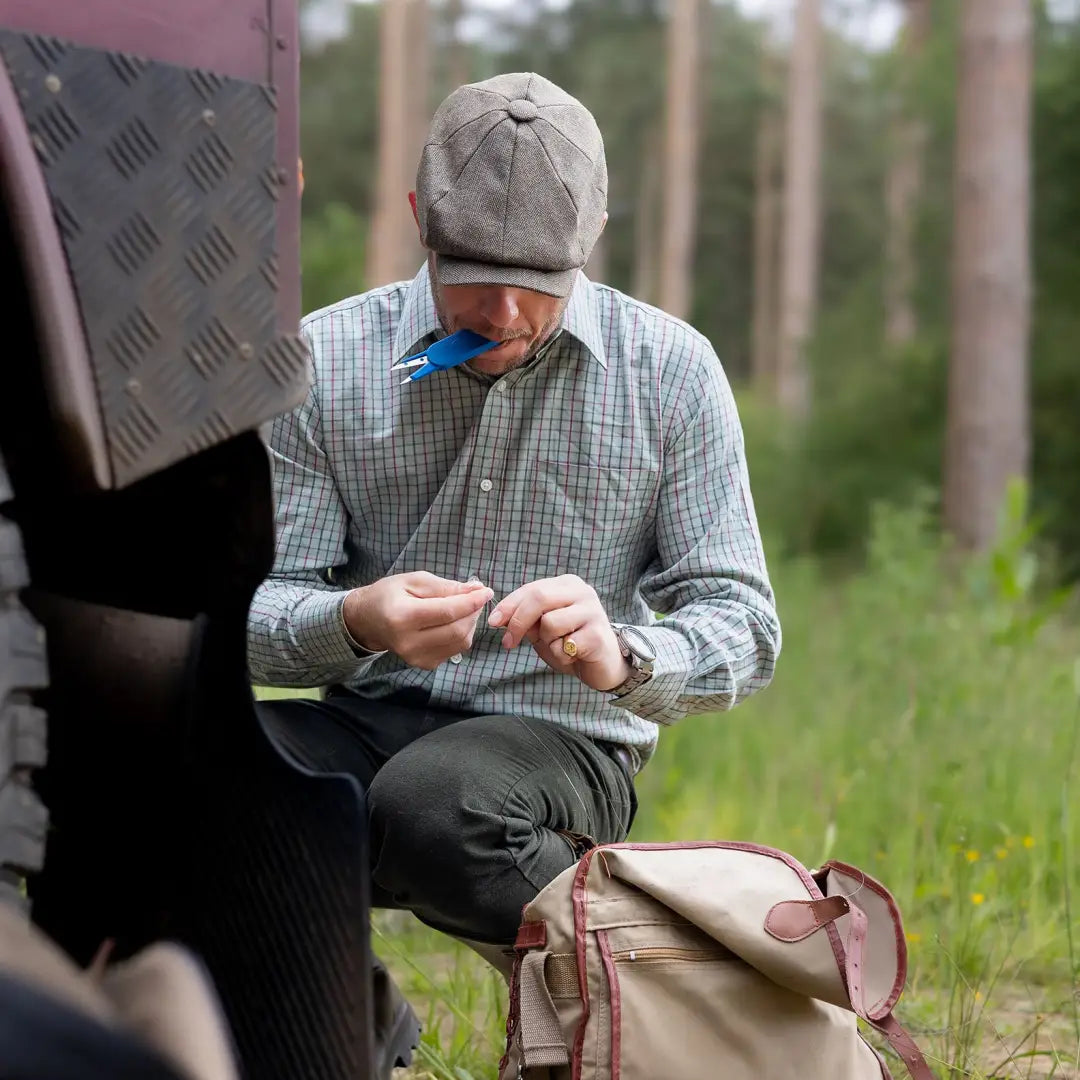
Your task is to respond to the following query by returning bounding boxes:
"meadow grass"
[258,498,1080,1078]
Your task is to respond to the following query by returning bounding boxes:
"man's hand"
[488,575,631,693]
[343,572,493,670]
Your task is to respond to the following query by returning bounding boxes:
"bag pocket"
[601,928,874,1080]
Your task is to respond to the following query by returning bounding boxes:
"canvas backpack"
[499,841,932,1080]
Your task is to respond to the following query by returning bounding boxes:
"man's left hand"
[488,575,631,693]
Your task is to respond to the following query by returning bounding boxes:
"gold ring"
[562,638,578,658]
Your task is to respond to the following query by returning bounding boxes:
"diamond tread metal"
[0,30,309,487]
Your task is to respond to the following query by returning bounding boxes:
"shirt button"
[479,478,493,492]
[450,653,463,664]
[496,381,508,393]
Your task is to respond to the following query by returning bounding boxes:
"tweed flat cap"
[414,72,608,298]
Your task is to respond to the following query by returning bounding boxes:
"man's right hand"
[342,572,493,670]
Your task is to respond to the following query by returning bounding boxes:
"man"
[248,72,781,959]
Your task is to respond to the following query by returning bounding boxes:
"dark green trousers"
[256,690,637,945]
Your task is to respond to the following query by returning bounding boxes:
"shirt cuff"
[608,625,692,726]
[339,599,388,660]
[290,589,387,672]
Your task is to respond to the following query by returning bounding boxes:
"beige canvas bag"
[499,841,932,1080]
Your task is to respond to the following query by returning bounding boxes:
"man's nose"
[479,288,520,327]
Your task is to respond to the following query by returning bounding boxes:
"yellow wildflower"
[965,849,980,863]
[971,893,985,905]
[974,990,984,1002]
[1023,836,1035,849]
[906,932,922,944]
[995,847,1008,860]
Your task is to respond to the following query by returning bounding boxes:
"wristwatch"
[608,623,656,698]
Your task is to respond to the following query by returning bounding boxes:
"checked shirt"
[246,264,781,766]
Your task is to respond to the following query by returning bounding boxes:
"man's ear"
[409,191,422,239]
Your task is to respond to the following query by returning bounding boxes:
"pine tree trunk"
[943,0,1032,552]
[367,0,412,287]
[751,46,782,394]
[884,0,931,346]
[657,0,701,321]
[403,0,430,275]
[632,123,661,305]
[445,0,469,91]
[775,0,823,419]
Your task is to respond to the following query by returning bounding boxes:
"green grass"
[260,498,1080,1079]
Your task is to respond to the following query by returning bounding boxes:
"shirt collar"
[391,263,608,370]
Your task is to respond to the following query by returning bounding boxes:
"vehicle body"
[0,3,414,1075]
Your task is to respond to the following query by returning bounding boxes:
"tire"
[0,452,48,912]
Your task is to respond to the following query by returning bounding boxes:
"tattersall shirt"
[246,264,781,768]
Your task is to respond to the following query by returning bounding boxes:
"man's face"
[428,253,571,376]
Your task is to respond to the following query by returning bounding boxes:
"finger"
[525,627,577,674]
[488,577,582,632]
[502,591,576,649]
[536,603,594,646]
[410,587,493,630]
[549,622,610,664]
[404,611,484,667]
[406,572,490,600]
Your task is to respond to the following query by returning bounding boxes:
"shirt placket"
[429,374,517,695]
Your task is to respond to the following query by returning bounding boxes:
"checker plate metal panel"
[0,30,308,486]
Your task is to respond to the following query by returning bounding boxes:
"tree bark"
[884,0,932,346]
[657,0,701,321]
[445,0,469,91]
[776,0,823,419]
[751,45,782,394]
[367,0,426,287]
[404,0,430,271]
[943,0,1032,552]
[632,123,661,305]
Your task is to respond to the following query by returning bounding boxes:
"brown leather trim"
[871,1013,934,1080]
[861,1034,894,1080]
[842,899,869,1018]
[515,920,547,951]
[823,859,908,1018]
[598,930,620,1080]
[570,849,597,1080]
[764,895,851,942]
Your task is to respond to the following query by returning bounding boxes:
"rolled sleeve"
[246,331,383,688]
[613,334,780,726]
[608,624,692,724]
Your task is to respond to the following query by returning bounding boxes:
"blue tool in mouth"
[392,329,501,384]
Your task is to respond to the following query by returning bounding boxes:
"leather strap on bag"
[767,892,934,1080]
[517,951,570,1070]
[841,901,933,1080]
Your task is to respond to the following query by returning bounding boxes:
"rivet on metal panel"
[202,109,216,127]
[44,73,61,93]
[275,35,288,50]
[126,378,142,395]
[239,343,254,360]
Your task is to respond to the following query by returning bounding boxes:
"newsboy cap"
[414,72,608,298]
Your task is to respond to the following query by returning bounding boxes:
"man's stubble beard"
[428,259,572,373]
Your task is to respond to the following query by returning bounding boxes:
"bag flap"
[821,860,908,1020]
[579,843,852,1009]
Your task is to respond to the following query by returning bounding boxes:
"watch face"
[619,625,657,664]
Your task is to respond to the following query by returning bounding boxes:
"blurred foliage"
[297,0,1080,578]
[300,201,368,313]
